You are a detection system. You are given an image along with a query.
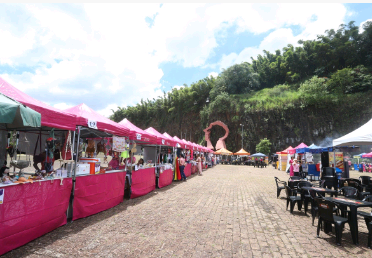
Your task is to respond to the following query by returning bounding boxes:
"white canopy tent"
[333,118,372,146]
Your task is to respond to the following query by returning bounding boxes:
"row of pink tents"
[0,77,212,152]
[276,143,308,154]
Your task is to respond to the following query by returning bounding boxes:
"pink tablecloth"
[73,171,126,221]
[0,178,72,256]
[191,164,197,174]
[158,169,173,188]
[184,163,192,177]
[130,168,156,199]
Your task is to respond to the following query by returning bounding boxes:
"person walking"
[196,154,202,175]
[293,160,300,177]
[289,156,294,177]
[179,154,187,181]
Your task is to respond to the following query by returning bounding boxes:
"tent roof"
[173,136,187,149]
[333,118,372,146]
[181,139,192,149]
[0,77,77,130]
[251,152,267,157]
[362,152,372,158]
[65,103,130,136]
[233,148,250,155]
[145,127,175,146]
[119,118,157,144]
[295,143,308,149]
[276,146,294,154]
[215,147,233,155]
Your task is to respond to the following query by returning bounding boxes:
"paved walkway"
[3,165,372,257]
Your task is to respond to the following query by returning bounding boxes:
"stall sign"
[136,133,142,140]
[87,120,98,129]
[329,152,344,172]
[336,152,344,171]
[0,189,4,204]
[113,136,126,152]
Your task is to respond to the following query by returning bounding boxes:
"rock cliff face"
[130,91,372,154]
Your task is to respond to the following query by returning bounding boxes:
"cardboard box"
[76,164,90,175]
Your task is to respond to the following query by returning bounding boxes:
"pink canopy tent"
[145,127,175,147]
[0,77,77,130]
[181,139,191,149]
[188,141,197,151]
[119,119,157,144]
[65,103,130,136]
[162,132,176,146]
[276,146,294,154]
[290,143,308,154]
[173,136,186,149]
[362,152,372,158]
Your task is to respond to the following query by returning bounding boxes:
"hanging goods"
[61,131,73,160]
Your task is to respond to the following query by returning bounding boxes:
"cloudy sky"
[1,3,371,117]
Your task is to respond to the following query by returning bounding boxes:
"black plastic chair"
[307,189,321,225]
[357,195,372,248]
[341,179,370,200]
[360,176,372,191]
[290,176,301,180]
[316,198,349,246]
[274,177,286,198]
[297,181,313,213]
[321,167,338,190]
[338,186,359,200]
[285,185,302,214]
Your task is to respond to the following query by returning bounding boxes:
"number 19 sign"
[88,120,98,129]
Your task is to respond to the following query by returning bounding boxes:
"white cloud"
[208,72,218,78]
[54,102,73,110]
[217,3,347,69]
[173,85,185,90]
[0,3,350,114]
[96,103,119,118]
[359,19,372,33]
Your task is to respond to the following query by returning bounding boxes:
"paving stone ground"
[3,165,372,258]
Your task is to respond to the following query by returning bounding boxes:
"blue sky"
[0,3,371,117]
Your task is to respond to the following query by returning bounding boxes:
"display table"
[73,170,126,221]
[158,168,173,188]
[191,164,198,174]
[0,178,72,256]
[130,167,156,199]
[184,163,192,177]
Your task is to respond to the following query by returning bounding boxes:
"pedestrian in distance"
[178,154,187,181]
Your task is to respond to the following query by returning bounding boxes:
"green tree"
[256,138,272,155]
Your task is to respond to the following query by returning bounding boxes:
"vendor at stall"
[137,158,144,166]
[107,152,120,170]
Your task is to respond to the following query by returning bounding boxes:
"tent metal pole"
[67,125,80,221]
[71,130,76,160]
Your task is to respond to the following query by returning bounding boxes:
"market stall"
[181,139,192,177]
[189,142,199,174]
[119,119,157,199]
[0,78,77,255]
[276,146,294,171]
[145,127,175,189]
[233,149,250,165]
[65,103,131,220]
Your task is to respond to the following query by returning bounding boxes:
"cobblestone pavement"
[3,165,372,258]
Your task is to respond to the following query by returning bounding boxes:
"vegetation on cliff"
[111,21,372,153]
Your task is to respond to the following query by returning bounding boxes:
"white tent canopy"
[333,118,372,146]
